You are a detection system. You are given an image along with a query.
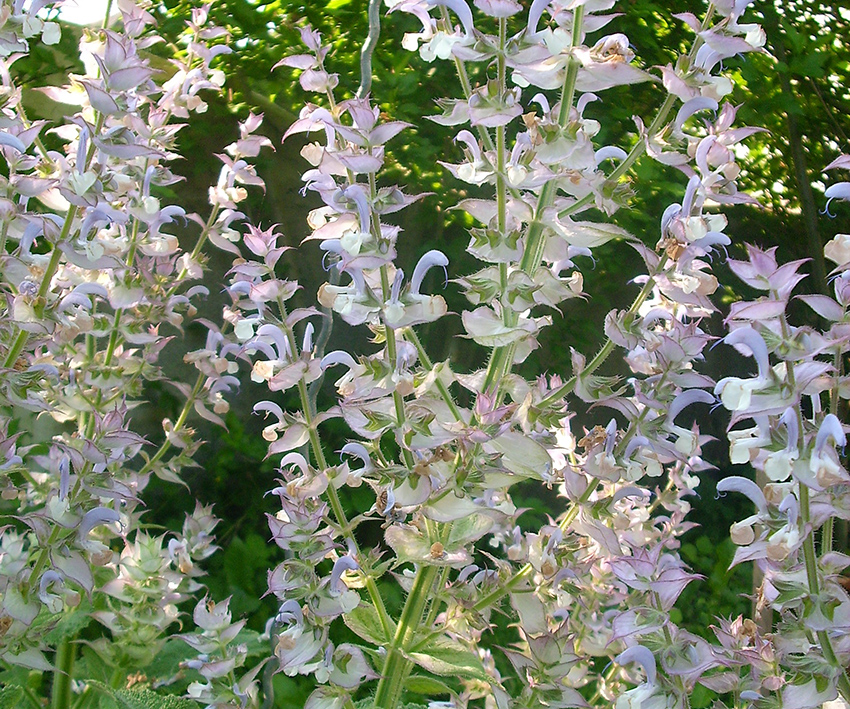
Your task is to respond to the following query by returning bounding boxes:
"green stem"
[138,370,205,477]
[479,8,585,396]
[71,686,94,709]
[3,107,106,368]
[495,18,508,241]
[800,485,850,701]
[774,302,850,700]
[822,517,834,556]
[33,235,64,294]
[439,7,497,158]
[372,564,440,708]
[25,525,65,596]
[405,328,463,422]
[273,291,394,640]
[102,0,114,28]
[51,637,76,709]
[551,4,717,224]
[188,205,220,266]
[823,345,844,553]
[370,166,416,471]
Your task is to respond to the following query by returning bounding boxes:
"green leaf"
[326,0,353,8]
[405,674,455,696]
[407,637,490,683]
[42,603,93,645]
[0,685,24,707]
[113,688,199,709]
[447,513,494,548]
[344,602,392,645]
[484,431,551,481]
[139,639,195,682]
[89,681,200,709]
[548,220,634,248]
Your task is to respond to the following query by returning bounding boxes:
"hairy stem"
[405,328,463,422]
[372,563,440,708]
[775,305,850,700]
[274,293,394,640]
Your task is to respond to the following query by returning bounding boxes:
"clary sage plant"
[3,0,850,708]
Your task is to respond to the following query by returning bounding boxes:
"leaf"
[42,603,93,645]
[548,219,633,248]
[343,602,392,646]
[354,701,426,709]
[0,646,52,671]
[408,637,490,682]
[781,679,838,709]
[484,431,551,481]
[386,525,472,566]
[447,513,493,547]
[725,298,787,322]
[139,639,196,682]
[326,0,353,8]
[798,294,844,322]
[90,681,200,709]
[405,674,455,696]
[235,628,269,658]
[0,686,24,707]
[825,155,850,172]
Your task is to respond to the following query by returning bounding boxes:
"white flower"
[825,234,850,266]
[42,22,61,45]
[717,376,764,411]
[728,425,770,464]
[615,685,672,709]
[730,516,759,545]
[251,359,278,383]
[766,525,801,561]
[764,449,796,482]
[421,32,464,61]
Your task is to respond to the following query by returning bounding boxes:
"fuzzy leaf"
[726,298,787,322]
[385,525,471,567]
[42,604,93,645]
[549,219,633,248]
[0,686,24,707]
[825,155,850,171]
[447,513,493,547]
[0,646,52,671]
[484,431,551,481]
[408,637,490,682]
[798,294,844,322]
[405,675,455,696]
[89,681,200,709]
[781,679,837,709]
[343,602,392,646]
[139,639,197,681]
